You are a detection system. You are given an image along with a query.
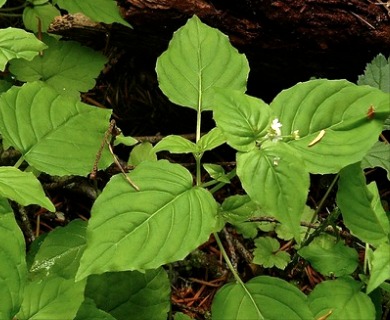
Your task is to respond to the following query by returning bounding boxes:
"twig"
[17,204,35,243]
[350,11,376,29]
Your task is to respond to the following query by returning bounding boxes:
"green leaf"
[358,54,390,93]
[213,89,271,152]
[253,237,291,270]
[174,312,192,320]
[0,197,27,320]
[367,243,390,294]
[0,0,6,8]
[128,141,157,166]
[156,15,249,111]
[77,160,218,279]
[29,219,87,279]
[9,35,107,97]
[197,127,226,152]
[361,141,390,180]
[203,163,230,183]
[114,133,138,146]
[337,163,390,246]
[0,27,47,71]
[23,3,61,33]
[0,82,112,176]
[17,276,86,320]
[84,268,170,320]
[271,79,390,173]
[0,79,13,93]
[212,276,313,320]
[219,194,266,238]
[275,205,317,241]
[308,277,376,320]
[298,234,359,277]
[0,166,55,211]
[237,141,310,243]
[153,135,196,154]
[56,0,131,28]
[75,298,116,320]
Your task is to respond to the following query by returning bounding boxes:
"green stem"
[303,174,339,241]
[0,12,23,17]
[214,232,264,320]
[14,156,25,169]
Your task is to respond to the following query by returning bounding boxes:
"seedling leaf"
[298,234,359,277]
[337,163,390,246]
[29,220,87,279]
[0,197,27,320]
[0,82,112,176]
[77,160,218,278]
[271,79,390,173]
[156,15,249,111]
[237,141,310,243]
[308,277,376,320]
[366,243,390,294]
[16,276,86,320]
[213,89,271,152]
[56,0,131,28]
[85,268,170,320]
[212,276,312,320]
[0,27,47,71]
[0,166,55,211]
[9,35,107,97]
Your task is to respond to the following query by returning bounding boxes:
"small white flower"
[266,118,283,142]
[292,130,300,140]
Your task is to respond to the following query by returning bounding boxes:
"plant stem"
[14,156,24,168]
[213,231,265,320]
[209,168,236,194]
[0,3,28,12]
[303,174,339,241]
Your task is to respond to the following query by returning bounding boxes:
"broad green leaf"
[153,135,196,154]
[0,0,6,7]
[213,89,271,152]
[367,243,390,294]
[271,79,390,173]
[308,277,376,320]
[0,197,27,320]
[361,141,390,180]
[56,0,131,28]
[0,27,47,71]
[219,194,266,238]
[84,268,170,320]
[9,35,107,97]
[29,220,87,279]
[384,115,390,130]
[128,141,157,166]
[212,276,313,320]
[337,163,390,246]
[253,237,291,270]
[0,166,55,211]
[237,141,310,243]
[203,163,230,183]
[358,54,390,93]
[77,160,218,279]
[156,15,249,111]
[17,276,86,320]
[197,127,226,152]
[0,79,12,93]
[298,234,359,277]
[0,82,112,176]
[23,3,61,32]
[75,298,116,320]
